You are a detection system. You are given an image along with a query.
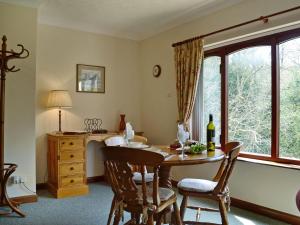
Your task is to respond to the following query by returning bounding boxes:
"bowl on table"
[123,142,149,149]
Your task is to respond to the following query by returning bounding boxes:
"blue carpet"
[0,182,288,225]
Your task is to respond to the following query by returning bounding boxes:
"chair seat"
[133,172,154,183]
[178,178,217,193]
[137,186,175,203]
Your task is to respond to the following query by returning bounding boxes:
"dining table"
[147,146,225,188]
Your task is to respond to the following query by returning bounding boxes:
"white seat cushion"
[133,172,154,184]
[137,186,174,203]
[177,178,217,193]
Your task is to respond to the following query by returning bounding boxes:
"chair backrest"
[213,141,243,194]
[103,146,164,207]
[105,135,149,173]
[133,135,148,144]
[104,136,126,146]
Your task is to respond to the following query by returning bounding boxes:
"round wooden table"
[155,146,225,188]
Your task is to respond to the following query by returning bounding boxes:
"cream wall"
[36,24,141,183]
[140,0,300,216]
[0,3,37,197]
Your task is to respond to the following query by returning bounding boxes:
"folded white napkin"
[177,124,189,144]
[125,122,135,141]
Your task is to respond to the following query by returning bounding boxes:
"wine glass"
[177,127,189,159]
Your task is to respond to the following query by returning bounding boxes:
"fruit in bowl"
[170,141,181,150]
[190,143,206,154]
[186,140,198,146]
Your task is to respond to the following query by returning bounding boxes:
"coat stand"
[0,35,29,217]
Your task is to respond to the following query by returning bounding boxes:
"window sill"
[237,156,300,170]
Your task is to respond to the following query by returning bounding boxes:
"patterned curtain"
[174,39,204,128]
[191,65,203,141]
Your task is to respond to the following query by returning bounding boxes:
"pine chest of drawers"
[47,133,89,198]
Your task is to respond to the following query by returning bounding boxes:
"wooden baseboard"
[36,182,47,190]
[37,175,106,190]
[231,197,300,225]
[87,175,105,183]
[171,179,300,224]
[11,194,37,204]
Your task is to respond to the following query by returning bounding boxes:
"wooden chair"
[104,136,154,225]
[177,141,243,225]
[103,146,182,225]
[104,135,153,184]
[133,135,148,144]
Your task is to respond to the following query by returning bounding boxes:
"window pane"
[279,37,300,159]
[202,56,221,145]
[228,46,272,154]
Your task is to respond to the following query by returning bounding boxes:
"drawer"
[60,138,84,150]
[60,163,84,176]
[61,175,84,187]
[60,151,84,162]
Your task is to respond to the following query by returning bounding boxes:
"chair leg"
[173,202,183,225]
[134,213,140,224]
[146,210,154,225]
[107,195,117,225]
[219,198,229,225]
[112,208,122,225]
[180,195,188,220]
[156,211,164,225]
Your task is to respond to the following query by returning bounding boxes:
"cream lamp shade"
[47,90,72,108]
[47,90,72,133]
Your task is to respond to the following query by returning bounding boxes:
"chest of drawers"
[47,133,89,198]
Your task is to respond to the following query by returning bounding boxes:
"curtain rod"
[172,5,300,47]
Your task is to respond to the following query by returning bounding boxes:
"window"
[279,37,300,160]
[228,47,272,155]
[195,27,300,165]
[202,56,221,145]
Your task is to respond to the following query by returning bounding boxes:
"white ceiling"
[1,0,243,40]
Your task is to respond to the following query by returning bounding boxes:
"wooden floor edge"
[11,194,38,204]
[171,179,300,225]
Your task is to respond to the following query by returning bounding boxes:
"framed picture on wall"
[76,64,105,93]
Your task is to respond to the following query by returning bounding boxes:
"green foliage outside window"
[202,37,300,159]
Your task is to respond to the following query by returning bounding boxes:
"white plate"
[121,142,149,149]
[175,146,191,151]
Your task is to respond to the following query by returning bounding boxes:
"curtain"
[191,65,203,141]
[174,39,204,129]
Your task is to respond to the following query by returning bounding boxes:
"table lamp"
[47,90,72,133]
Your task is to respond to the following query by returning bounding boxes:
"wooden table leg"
[158,165,175,224]
[158,165,172,189]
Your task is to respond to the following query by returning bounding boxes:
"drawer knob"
[70,142,74,145]
[70,179,74,183]
[62,142,65,144]
[70,167,74,171]
[70,154,74,158]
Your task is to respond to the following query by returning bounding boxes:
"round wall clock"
[153,65,161,77]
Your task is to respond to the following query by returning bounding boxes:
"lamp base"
[58,109,62,133]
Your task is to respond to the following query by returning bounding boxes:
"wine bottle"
[207,114,215,151]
